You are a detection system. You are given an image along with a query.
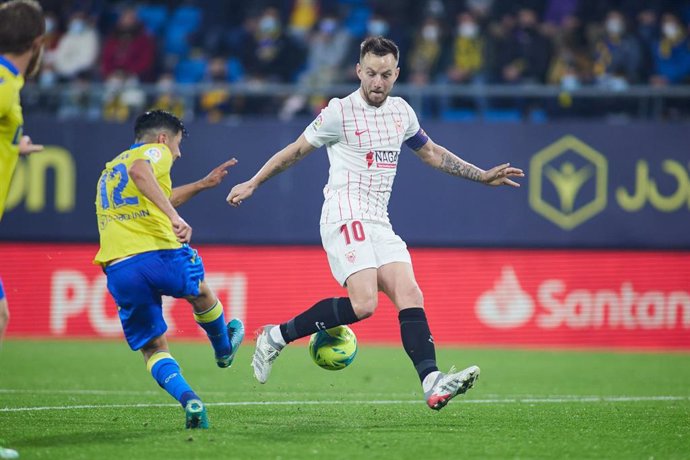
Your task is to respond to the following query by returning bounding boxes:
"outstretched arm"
[129,159,192,243]
[414,138,524,187]
[18,135,44,155]
[227,134,316,206]
[170,158,237,207]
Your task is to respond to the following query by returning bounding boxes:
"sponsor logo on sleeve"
[144,147,162,163]
[311,114,324,131]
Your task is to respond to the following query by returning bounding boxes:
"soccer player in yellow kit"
[0,2,45,457]
[0,0,45,351]
[95,110,244,429]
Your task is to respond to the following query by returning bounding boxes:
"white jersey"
[303,90,421,225]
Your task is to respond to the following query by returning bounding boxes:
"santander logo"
[476,266,690,331]
[476,267,535,328]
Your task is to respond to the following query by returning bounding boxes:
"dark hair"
[0,0,44,54]
[134,110,187,141]
[359,36,399,62]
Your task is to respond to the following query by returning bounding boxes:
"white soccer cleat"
[425,365,480,411]
[251,325,283,384]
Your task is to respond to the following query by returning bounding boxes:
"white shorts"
[320,220,412,286]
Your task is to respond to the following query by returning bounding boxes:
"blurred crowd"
[28,0,690,121]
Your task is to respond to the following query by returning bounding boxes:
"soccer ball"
[308,325,358,371]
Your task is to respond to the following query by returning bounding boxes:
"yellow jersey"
[94,142,181,264]
[0,56,24,221]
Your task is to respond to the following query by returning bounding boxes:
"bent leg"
[277,268,378,345]
[187,281,233,362]
[143,335,200,408]
[378,262,439,384]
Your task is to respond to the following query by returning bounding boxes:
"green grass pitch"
[1,340,689,459]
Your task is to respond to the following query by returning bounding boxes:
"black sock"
[279,297,360,344]
[399,307,438,383]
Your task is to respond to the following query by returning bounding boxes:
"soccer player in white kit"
[227,36,524,410]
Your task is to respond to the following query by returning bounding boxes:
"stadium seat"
[482,109,522,123]
[343,6,371,37]
[165,24,193,56]
[174,57,208,84]
[137,5,168,36]
[170,5,202,33]
[529,109,548,123]
[441,109,479,122]
[226,57,244,83]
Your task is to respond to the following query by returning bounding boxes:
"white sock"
[422,371,441,393]
[269,325,287,348]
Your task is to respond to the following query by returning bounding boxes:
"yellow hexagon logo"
[529,135,608,230]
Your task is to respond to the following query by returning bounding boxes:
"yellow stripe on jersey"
[93,142,181,265]
[0,57,25,221]
[146,351,173,373]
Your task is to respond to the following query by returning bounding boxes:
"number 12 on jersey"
[340,221,366,245]
[98,163,139,209]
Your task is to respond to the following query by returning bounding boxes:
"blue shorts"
[104,245,205,351]
[0,276,5,300]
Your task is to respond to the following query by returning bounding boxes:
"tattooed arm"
[414,137,524,187]
[227,134,316,206]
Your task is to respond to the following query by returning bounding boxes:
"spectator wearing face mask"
[241,7,305,84]
[199,57,236,122]
[53,11,99,81]
[546,15,592,90]
[438,12,491,115]
[280,14,351,120]
[407,17,444,86]
[592,10,643,87]
[444,12,486,85]
[343,13,392,84]
[650,12,690,85]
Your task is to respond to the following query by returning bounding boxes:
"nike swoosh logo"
[354,129,368,136]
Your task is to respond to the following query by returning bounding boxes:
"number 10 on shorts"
[340,221,365,245]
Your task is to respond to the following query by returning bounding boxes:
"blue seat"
[344,7,371,37]
[482,109,522,123]
[441,109,479,122]
[137,5,168,35]
[226,57,244,82]
[165,24,192,56]
[174,57,208,84]
[170,5,202,33]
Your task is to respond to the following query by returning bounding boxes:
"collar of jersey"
[129,142,145,149]
[0,55,20,76]
[355,88,390,110]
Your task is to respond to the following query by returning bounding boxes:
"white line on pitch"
[1,396,688,412]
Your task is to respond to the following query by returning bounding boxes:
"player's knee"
[398,284,424,308]
[352,297,378,319]
[186,282,216,310]
[141,335,168,361]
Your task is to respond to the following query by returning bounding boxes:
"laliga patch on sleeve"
[311,113,323,131]
[144,147,162,163]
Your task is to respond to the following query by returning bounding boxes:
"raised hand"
[201,158,238,188]
[18,135,44,155]
[481,163,525,187]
